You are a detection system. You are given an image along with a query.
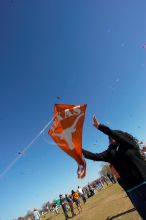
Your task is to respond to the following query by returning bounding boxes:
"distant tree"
[46,201,51,211]
[41,202,49,212]
[24,210,33,220]
[18,217,23,220]
[99,163,111,176]
[26,210,32,215]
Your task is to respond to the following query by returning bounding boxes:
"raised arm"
[93,115,135,147]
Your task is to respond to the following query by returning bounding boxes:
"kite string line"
[21,113,57,154]
[0,114,57,179]
[0,105,85,179]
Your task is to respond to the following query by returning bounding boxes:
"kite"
[48,104,87,178]
[18,151,24,155]
[18,152,22,155]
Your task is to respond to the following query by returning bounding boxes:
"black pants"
[128,183,146,220]
[62,205,68,220]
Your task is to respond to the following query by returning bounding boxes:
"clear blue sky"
[0,0,146,219]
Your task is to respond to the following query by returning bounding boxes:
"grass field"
[41,183,141,220]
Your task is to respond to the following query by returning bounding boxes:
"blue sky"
[0,0,146,219]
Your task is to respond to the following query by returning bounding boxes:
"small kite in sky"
[48,104,87,178]
[18,151,22,155]
[143,44,146,49]
[17,151,25,156]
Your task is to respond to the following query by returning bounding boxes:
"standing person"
[77,186,86,204]
[84,187,90,198]
[106,172,117,184]
[33,209,40,220]
[109,164,125,188]
[96,178,103,190]
[59,194,69,220]
[101,175,109,186]
[71,190,82,214]
[65,194,76,217]
[88,184,95,196]
[80,115,146,220]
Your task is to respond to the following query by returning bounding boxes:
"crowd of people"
[51,175,118,220]
[29,175,117,220]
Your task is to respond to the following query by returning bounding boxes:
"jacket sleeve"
[82,148,110,162]
[98,124,134,147]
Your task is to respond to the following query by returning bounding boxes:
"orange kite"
[48,104,87,178]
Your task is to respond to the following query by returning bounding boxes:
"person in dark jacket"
[81,115,146,220]
[59,194,69,220]
[65,194,76,217]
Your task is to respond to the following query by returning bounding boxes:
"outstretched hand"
[77,157,86,179]
[93,115,100,129]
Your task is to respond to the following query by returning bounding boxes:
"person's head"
[71,190,75,194]
[59,194,62,198]
[108,130,139,148]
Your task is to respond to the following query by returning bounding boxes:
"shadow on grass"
[106,208,136,220]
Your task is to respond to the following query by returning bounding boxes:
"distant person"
[65,194,76,217]
[59,194,69,220]
[140,146,146,160]
[80,115,146,220]
[96,178,103,190]
[106,172,116,184]
[109,164,125,188]
[84,186,91,198]
[100,175,109,186]
[33,209,40,220]
[77,186,86,204]
[71,190,82,214]
[88,184,95,196]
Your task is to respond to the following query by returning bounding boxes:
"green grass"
[41,183,141,220]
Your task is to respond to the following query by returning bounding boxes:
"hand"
[93,115,100,129]
[77,159,86,179]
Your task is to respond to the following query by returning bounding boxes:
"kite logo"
[52,113,84,150]
[50,105,82,133]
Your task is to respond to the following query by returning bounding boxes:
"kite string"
[0,114,57,179]
[0,105,84,179]
[0,156,22,179]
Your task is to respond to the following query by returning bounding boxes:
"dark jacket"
[82,124,146,190]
